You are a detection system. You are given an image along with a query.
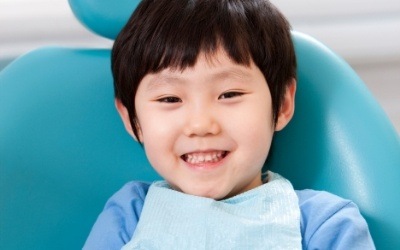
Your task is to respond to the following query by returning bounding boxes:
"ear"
[115,98,142,142]
[275,79,296,131]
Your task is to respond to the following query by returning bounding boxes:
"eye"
[157,96,182,103]
[219,91,244,99]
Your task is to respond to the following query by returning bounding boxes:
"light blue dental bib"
[122,172,301,249]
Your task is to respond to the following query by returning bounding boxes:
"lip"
[180,150,229,170]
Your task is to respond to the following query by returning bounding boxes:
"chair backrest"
[1,1,399,249]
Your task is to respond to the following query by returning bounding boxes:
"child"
[84,0,375,249]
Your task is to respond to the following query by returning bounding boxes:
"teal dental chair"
[1,0,399,249]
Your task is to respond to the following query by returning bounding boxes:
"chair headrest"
[68,0,141,40]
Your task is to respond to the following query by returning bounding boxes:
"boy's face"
[117,48,295,200]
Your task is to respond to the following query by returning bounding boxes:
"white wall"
[271,0,400,133]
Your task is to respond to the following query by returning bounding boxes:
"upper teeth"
[184,151,225,164]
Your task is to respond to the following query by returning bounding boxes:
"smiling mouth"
[181,151,228,165]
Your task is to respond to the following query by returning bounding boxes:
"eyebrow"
[144,74,186,92]
[145,66,255,91]
[210,67,254,82]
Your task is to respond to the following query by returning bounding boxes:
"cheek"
[136,104,174,141]
[232,103,275,162]
[241,120,274,162]
[140,119,172,153]
[138,114,181,170]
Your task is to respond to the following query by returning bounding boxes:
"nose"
[183,104,221,137]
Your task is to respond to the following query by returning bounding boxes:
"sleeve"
[82,182,150,250]
[298,190,375,250]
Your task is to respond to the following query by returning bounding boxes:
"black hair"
[112,0,296,139]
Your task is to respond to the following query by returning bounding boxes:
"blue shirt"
[83,181,375,249]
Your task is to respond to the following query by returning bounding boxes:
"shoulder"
[296,189,352,220]
[296,190,375,249]
[105,181,151,208]
[83,181,151,250]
